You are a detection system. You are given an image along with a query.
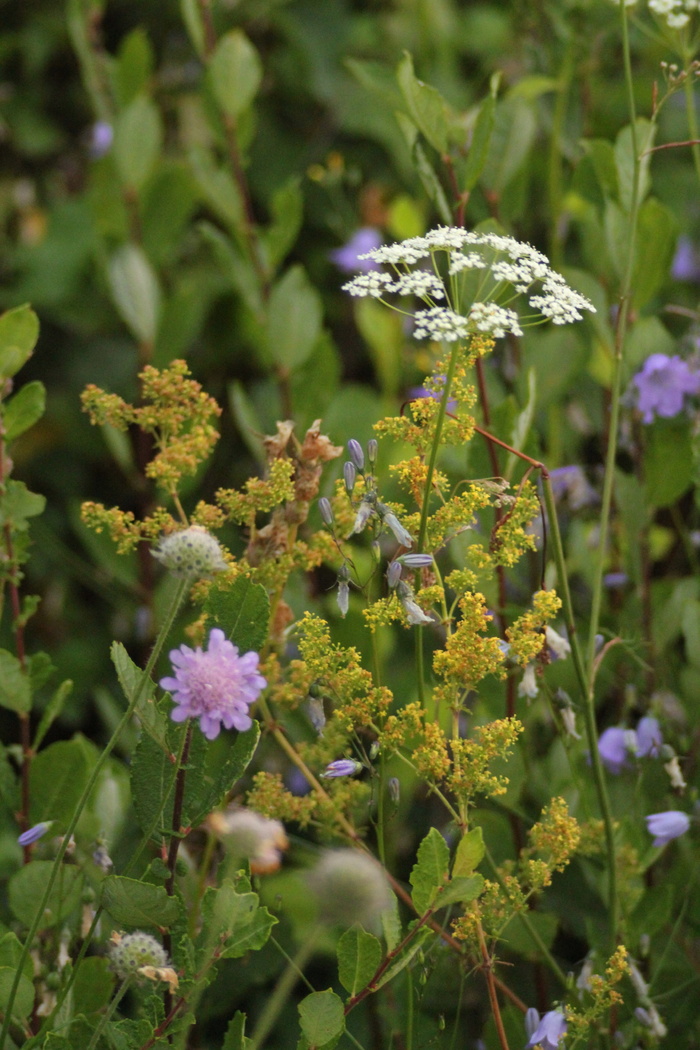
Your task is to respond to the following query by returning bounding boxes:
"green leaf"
[209,30,263,119]
[111,641,169,752]
[0,304,39,379]
[196,879,276,961]
[373,927,433,990]
[3,381,46,442]
[263,177,304,270]
[434,874,484,908]
[9,861,83,928]
[0,966,35,1023]
[115,27,154,107]
[0,932,34,984]
[266,265,323,372]
[204,576,270,653]
[101,875,183,929]
[131,716,260,839]
[190,149,243,230]
[222,1012,248,1050]
[632,197,679,311]
[298,990,345,1048]
[581,139,619,201]
[410,827,449,914]
[29,735,98,824]
[0,479,46,529]
[644,420,693,508]
[481,94,536,194]
[72,956,115,1016]
[337,925,382,997]
[198,221,262,317]
[0,650,31,714]
[180,0,205,57]
[462,73,499,192]
[614,119,654,214]
[355,299,404,398]
[412,136,452,224]
[114,94,163,192]
[107,243,162,345]
[397,52,450,155]
[452,827,485,877]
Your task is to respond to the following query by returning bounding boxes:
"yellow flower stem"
[415,337,466,708]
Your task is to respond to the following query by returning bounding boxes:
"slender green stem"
[548,34,576,268]
[0,576,191,1049]
[682,53,700,184]
[86,978,132,1050]
[248,928,320,1050]
[415,339,466,707]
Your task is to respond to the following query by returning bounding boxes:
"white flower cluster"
[649,0,699,27]
[342,225,595,341]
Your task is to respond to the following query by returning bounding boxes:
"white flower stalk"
[343,225,595,342]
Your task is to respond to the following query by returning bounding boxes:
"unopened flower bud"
[386,561,402,589]
[152,526,228,578]
[321,759,363,778]
[352,499,375,534]
[309,849,392,928]
[18,821,53,847]
[367,439,378,467]
[318,497,334,526]
[398,553,433,568]
[343,461,357,493]
[347,439,365,471]
[388,777,400,804]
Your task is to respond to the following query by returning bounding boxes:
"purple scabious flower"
[330,228,382,273]
[160,628,266,740]
[645,810,690,847]
[526,1009,567,1049]
[632,353,700,424]
[597,727,630,774]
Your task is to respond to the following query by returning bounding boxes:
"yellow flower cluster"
[506,589,562,665]
[448,718,523,802]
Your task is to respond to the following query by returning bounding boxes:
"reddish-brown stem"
[477,923,510,1050]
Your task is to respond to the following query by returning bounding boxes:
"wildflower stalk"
[0,575,191,1046]
[583,0,643,949]
[415,337,465,706]
[85,977,132,1050]
[681,49,700,184]
[248,929,321,1050]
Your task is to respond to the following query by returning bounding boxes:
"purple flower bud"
[321,759,364,779]
[399,553,434,568]
[386,561,403,588]
[318,497,334,526]
[388,777,400,803]
[525,1009,567,1049]
[397,581,433,625]
[524,1008,541,1042]
[347,439,365,471]
[337,579,350,617]
[344,461,357,493]
[549,465,598,510]
[367,439,378,467]
[18,821,52,847]
[645,809,690,847]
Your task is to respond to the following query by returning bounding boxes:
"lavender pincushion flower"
[633,353,700,423]
[160,628,266,740]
